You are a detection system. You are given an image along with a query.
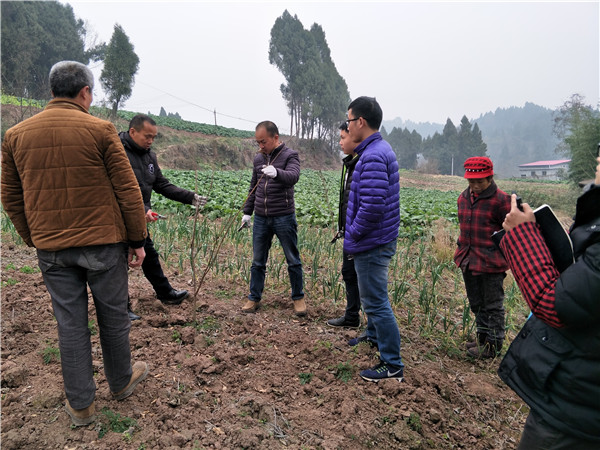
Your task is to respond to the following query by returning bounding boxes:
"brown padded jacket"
[1,99,147,251]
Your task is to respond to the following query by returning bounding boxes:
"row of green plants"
[1,94,47,109]
[117,110,254,138]
[152,169,463,232]
[146,204,530,357]
[1,94,254,139]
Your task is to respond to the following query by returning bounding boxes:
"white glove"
[193,194,208,207]
[241,214,252,228]
[261,165,277,178]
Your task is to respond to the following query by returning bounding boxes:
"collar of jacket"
[267,142,285,157]
[343,153,360,168]
[354,132,382,155]
[465,180,498,201]
[121,131,150,155]
[45,98,89,114]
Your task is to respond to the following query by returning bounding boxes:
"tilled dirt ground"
[1,234,527,449]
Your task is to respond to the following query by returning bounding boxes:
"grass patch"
[98,407,137,439]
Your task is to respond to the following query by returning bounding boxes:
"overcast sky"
[62,1,599,134]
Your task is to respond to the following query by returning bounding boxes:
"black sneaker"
[157,289,188,305]
[360,362,404,382]
[327,316,360,328]
[348,333,378,350]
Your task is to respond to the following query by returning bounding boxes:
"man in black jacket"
[327,122,361,328]
[120,114,207,319]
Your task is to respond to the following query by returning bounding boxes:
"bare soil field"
[1,229,528,450]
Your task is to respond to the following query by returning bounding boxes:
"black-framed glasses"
[345,117,360,126]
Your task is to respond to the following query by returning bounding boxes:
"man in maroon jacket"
[454,157,511,358]
[240,121,305,316]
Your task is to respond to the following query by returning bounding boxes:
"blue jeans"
[353,240,403,369]
[249,213,304,302]
[37,244,133,409]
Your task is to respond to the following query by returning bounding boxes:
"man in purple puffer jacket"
[344,97,404,382]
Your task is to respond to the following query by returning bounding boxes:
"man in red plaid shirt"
[497,156,600,449]
[454,157,511,358]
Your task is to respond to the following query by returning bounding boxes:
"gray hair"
[49,61,94,99]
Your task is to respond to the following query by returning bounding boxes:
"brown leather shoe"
[112,361,149,401]
[293,298,307,317]
[242,300,260,313]
[65,399,96,426]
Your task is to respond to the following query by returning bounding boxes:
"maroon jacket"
[454,180,511,274]
[243,143,300,217]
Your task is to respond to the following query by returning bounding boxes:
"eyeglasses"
[345,117,360,126]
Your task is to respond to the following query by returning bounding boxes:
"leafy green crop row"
[152,169,460,232]
[1,94,46,108]
[117,110,254,138]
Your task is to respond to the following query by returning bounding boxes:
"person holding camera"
[497,156,600,449]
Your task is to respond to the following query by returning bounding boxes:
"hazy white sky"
[63,1,599,134]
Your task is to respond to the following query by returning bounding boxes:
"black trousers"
[342,251,361,321]
[518,410,599,450]
[462,270,506,342]
[141,231,172,296]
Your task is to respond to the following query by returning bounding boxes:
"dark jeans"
[142,230,172,296]
[462,270,506,342]
[37,244,133,409]
[341,251,360,321]
[518,410,599,450]
[249,213,304,302]
[353,240,403,369]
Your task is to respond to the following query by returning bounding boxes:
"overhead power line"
[136,80,258,125]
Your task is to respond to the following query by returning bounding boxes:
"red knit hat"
[463,156,494,179]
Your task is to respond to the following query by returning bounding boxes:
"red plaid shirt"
[500,221,564,328]
[454,181,511,274]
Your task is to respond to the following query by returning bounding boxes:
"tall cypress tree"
[100,24,139,116]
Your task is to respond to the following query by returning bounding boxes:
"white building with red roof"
[518,159,570,180]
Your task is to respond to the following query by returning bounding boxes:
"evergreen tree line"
[2,3,598,183]
[382,115,487,175]
[1,1,138,116]
[269,10,350,146]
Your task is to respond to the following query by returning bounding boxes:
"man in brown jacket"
[1,61,149,427]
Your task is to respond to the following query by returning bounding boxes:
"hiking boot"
[348,333,378,350]
[242,300,260,313]
[327,316,360,328]
[157,289,188,305]
[112,361,149,401]
[467,340,502,359]
[65,399,96,426]
[360,362,404,383]
[293,298,307,317]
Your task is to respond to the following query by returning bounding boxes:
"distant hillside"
[0,102,341,171]
[382,102,560,178]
